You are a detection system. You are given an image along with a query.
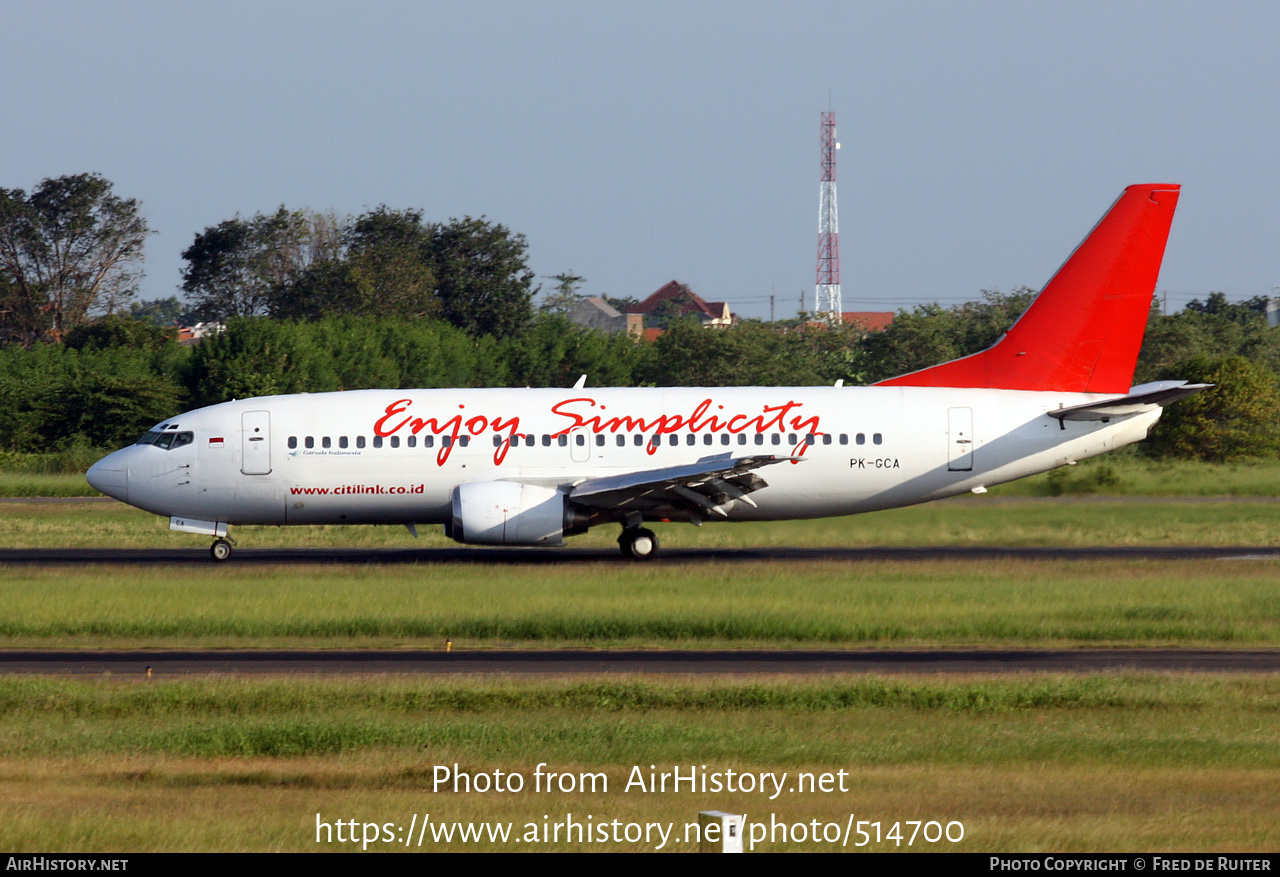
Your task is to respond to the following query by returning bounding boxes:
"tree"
[181,207,339,320]
[539,272,587,315]
[129,295,201,327]
[852,289,1036,383]
[429,216,536,337]
[1143,354,1280,461]
[278,207,439,320]
[0,173,149,344]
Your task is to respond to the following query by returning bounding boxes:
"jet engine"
[447,481,588,546]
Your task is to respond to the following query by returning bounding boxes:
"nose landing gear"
[210,537,235,562]
[618,527,659,561]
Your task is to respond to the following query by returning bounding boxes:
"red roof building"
[626,281,734,328]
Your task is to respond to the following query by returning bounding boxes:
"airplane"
[87,183,1206,562]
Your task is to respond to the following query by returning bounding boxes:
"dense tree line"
[4,298,1277,463]
[1,173,1277,463]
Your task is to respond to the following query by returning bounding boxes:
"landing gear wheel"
[210,539,232,562]
[618,527,659,561]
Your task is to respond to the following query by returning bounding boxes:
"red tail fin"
[876,184,1180,393]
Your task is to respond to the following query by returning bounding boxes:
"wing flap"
[569,453,797,519]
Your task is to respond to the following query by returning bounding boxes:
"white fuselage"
[88,385,1159,530]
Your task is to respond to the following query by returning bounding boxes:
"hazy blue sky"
[3,1,1276,320]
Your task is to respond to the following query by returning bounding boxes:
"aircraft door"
[947,407,974,471]
[241,410,272,475]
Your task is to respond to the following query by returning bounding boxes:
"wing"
[568,453,798,523]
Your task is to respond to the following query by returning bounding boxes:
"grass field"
[1,675,1278,851]
[4,490,1279,852]
[6,492,1280,551]
[3,497,1279,650]
[1,557,1278,650]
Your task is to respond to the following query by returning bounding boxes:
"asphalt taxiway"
[2,648,1279,676]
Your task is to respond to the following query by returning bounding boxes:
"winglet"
[876,184,1180,393]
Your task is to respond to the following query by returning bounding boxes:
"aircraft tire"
[620,527,659,561]
[210,539,232,562]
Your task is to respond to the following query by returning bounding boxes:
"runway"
[3,648,1280,676]
[3,545,1280,566]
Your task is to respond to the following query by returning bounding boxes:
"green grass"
[0,473,100,497]
[5,494,1280,551]
[1,557,1278,649]
[1,675,1278,851]
[988,455,1280,496]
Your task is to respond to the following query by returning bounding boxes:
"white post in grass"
[698,811,744,853]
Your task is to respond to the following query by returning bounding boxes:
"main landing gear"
[618,527,659,561]
[210,537,235,562]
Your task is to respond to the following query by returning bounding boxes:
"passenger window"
[575,434,585,447]
[339,436,348,449]
[373,436,384,448]
[389,436,399,448]
[686,434,695,446]
[617,435,626,447]
[873,433,883,445]
[805,435,815,446]
[788,433,797,444]
[543,435,552,447]
[822,434,832,445]
[524,436,534,447]
[754,434,764,445]
[322,436,331,449]
[288,436,297,450]
[703,435,712,445]
[557,435,568,447]
[424,436,434,448]
[856,433,865,445]
[839,434,848,445]
[356,436,366,449]
[459,436,469,447]
[406,436,416,448]
[771,434,781,446]
[634,435,644,447]
[493,436,502,448]
[737,434,747,445]
[668,435,678,446]
[442,436,452,448]
[305,437,314,449]
[721,435,730,445]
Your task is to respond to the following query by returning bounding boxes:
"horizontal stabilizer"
[1047,381,1212,422]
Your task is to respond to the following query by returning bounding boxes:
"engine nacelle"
[447,481,588,546]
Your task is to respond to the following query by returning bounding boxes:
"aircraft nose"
[86,455,129,502]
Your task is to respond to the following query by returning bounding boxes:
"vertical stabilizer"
[876,184,1180,393]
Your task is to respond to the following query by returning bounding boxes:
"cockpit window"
[137,430,194,450]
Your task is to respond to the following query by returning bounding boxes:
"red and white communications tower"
[815,111,841,321]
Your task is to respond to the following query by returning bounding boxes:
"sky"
[2,0,1277,320]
